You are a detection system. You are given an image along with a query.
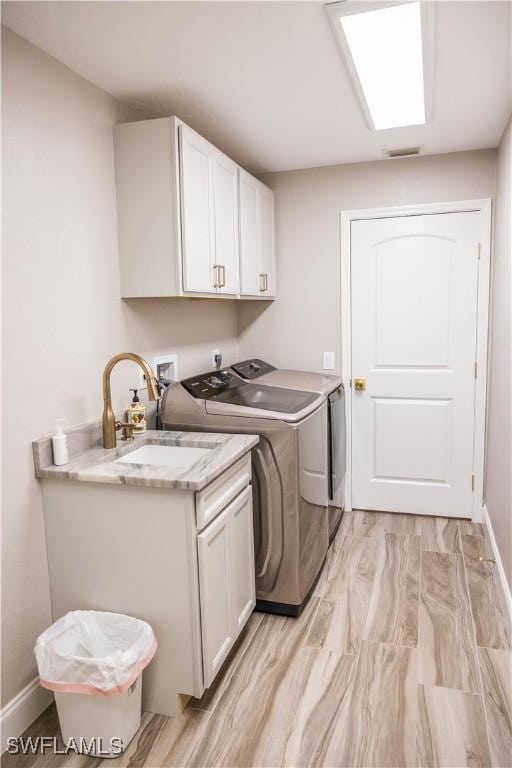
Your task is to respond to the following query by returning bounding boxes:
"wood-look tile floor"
[6,511,512,768]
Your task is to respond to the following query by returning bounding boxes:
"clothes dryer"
[231,359,346,540]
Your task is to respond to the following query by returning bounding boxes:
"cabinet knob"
[259,273,268,292]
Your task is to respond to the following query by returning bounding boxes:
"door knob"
[354,378,366,391]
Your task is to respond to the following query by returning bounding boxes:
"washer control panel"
[231,359,276,380]
[181,370,242,399]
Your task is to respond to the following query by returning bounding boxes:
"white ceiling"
[2,1,511,173]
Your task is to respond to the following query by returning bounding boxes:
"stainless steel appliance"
[162,369,329,616]
[231,359,346,540]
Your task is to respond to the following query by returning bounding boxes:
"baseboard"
[482,504,512,621]
[0,677,53,754]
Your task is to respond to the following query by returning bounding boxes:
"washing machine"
[231,359,346,540]
[162,369,329,616]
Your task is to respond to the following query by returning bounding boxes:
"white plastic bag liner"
[34,610,157,696]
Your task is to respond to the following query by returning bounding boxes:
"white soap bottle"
[52,419,69,466]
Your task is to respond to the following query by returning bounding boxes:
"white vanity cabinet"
[239,169,276,298]
[198,485,254,686]
[40,453,255,718]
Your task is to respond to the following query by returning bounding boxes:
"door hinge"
[477,242,481,260]
[474,361,478,379]
[471,474,475,491]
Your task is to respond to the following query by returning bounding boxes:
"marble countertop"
[33,427,258,491]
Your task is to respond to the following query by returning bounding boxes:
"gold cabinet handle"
[354,378,366,391]
[213,265,226,289]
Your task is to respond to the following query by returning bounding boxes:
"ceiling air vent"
[383,146,421,159]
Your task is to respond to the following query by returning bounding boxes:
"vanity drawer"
[196,454,251,531]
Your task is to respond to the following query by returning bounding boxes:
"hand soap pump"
[52,419,69,466]
[126,388,146,433]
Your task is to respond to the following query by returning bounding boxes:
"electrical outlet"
[212,349,222,369]
[323,351,335,370]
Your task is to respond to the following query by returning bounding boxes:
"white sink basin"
[116,444,212,469]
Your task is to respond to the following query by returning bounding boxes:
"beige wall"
[1,28,238,705]
[486,117,512,588]
[238,150,497,374]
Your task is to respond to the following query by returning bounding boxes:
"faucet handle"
[115,420,136,442]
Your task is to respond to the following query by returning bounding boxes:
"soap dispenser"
[126,388,146,433]
[52,419,69,466]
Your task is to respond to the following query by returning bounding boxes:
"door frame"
[340,198,492,522]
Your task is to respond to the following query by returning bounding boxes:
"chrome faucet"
[102,353,161,449]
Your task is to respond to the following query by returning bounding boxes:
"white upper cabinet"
[239,172,260,295]
[179,124,216,294]
[257,183,276,297]
[212,152,240,295]
[239,169,276,298]
[114,116,275,300]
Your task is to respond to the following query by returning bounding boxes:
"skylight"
[331,1,427,131]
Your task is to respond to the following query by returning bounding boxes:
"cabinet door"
[228,486,256,632]
[257,184,276,298]
[179,125,216,294]
[197,506,233,687]
[239,172,276,298]
[239,170,260,296]
[213,152,240,295]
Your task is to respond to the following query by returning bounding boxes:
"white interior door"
[351,211,482,518]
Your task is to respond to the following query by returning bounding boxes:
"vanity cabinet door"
[228,486,255,632]
[197,485,255,688]
[197,505,234,687]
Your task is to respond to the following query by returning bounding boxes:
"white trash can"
[34,610,157,758]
